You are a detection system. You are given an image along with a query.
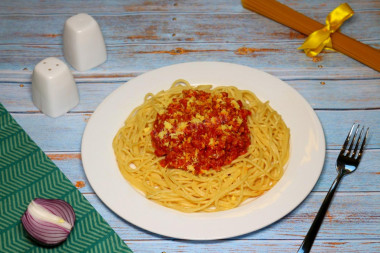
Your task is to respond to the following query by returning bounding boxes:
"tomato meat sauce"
[151,89,251,174]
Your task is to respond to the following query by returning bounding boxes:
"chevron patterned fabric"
[0,104,132,252]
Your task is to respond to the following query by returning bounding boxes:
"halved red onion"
[21,198,75,246]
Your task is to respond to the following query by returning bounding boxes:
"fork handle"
[297,171,344,253]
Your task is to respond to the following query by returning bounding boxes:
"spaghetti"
[113,80,290,212]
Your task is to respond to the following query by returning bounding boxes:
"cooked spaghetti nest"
[113,79,290,212]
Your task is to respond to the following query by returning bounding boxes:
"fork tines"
[340,123,369,159]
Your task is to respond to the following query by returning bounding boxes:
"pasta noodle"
[113,80,290,212]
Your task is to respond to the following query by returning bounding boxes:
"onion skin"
[21,198,75,247]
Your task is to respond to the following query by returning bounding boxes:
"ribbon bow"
[299,3,354,57]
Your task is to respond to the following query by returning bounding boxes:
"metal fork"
[298,123,369,253]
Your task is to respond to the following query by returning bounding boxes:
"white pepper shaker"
[32,57,79,118]
[63,13,107,71]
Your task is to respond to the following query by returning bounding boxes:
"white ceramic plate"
[81,62,325,240]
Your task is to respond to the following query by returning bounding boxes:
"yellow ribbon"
[298,3,354,57]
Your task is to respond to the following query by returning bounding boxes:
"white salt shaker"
[32,57,79,118]
[63,13,107,71]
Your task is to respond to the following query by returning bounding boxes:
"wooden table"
[1,0,379,252]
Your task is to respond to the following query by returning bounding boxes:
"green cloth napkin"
[0,104,132,253]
